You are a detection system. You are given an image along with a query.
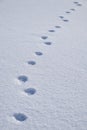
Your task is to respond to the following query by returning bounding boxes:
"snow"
[0,0,87,130]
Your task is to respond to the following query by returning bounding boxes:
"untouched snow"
[0,0,87,130]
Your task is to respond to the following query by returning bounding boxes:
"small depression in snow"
[63,19,69,22]
[18,75,28,83]
[41,36,48,40]
[13,113,27,122]
[55,25,61,28]
[48,29,55,32]
[59,16,64,19]
[35,52,43,56]
[77,3,82,6]
[73,2,79,4]
[24,88,36,95]
[44,42,52,45]
[70,8,75,11]
[27,61,36,65]
[66,11,71,14]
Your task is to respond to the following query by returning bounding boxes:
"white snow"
[0,0,87,130]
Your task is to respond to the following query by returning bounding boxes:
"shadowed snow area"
[0,0,87,130]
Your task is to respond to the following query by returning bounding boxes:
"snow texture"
[0,0,87,130]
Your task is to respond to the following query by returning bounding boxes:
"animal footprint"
[70,8,75,11]
[27,61,36,65]
[48,29,55,32]
[73,1,79,4]
[66,11,71,14]
[41,36,48,40]
[18,75,28,83]
[73,1,82,6]
[44,42,52,45]
[77,3,82,6]
[55,25,61,28]
[24,88,36,95]
[63,19,69,22]
[35,51,43,56]
[59,16,64,19]
[13,113,27,122]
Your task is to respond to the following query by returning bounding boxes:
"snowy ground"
[0,0,87,130]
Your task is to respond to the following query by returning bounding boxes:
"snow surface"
[0,0,87,130]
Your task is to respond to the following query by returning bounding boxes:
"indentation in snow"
[44,42,52,45]
[35,52,43,56]
[63,19,69,22]
[48,29,55,32]
[18,75,28,83]
[70,8,75,11]
[27,61,36,65]
[24,88,36,95]
[13,113,27,122]
[55,25,61,28]
[59,16,64,19]
[41,36,48,40]
[66,11,71,14]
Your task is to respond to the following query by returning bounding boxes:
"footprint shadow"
[63,19,69,22]
[35,51,43,56]
[27,61,36,65]
[77,3,82,6]
[66,11,71,14]
[13,113,27,122]
[48,29,55,32]
[24,88,36,95]
[73,1,82,6]
[59,16,64,19]
[70,8,75,11]
[44,42,52,45]
[41,36,48,40]
[55,25,61,29]
[18,75,28,83]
